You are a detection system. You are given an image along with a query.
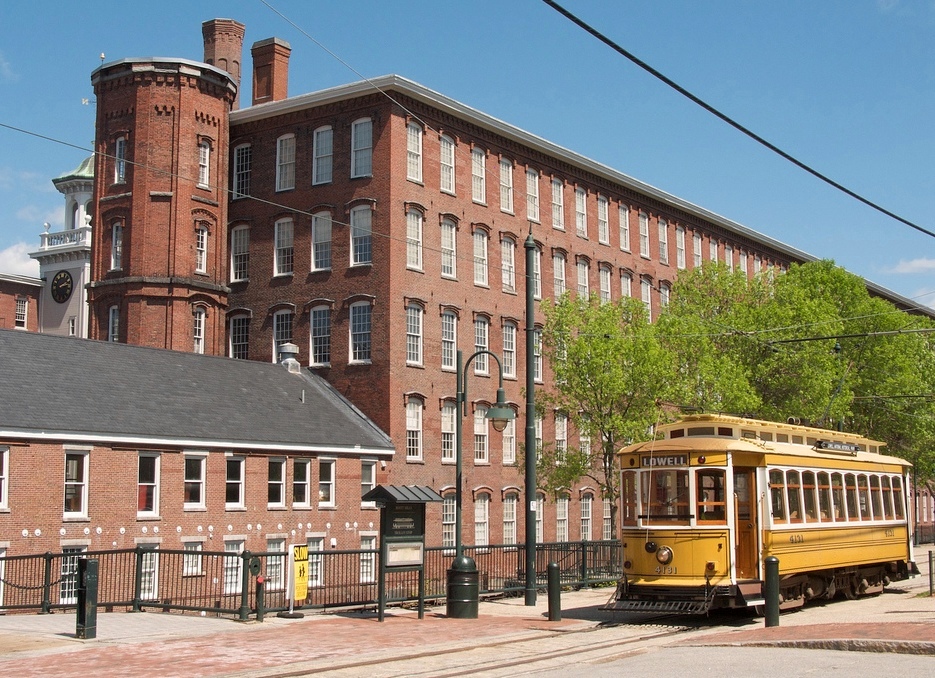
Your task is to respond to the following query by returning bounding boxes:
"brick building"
[0,274,40,332]
[0,328,393,566]
[81,18,933,551]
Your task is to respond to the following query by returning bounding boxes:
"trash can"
[446,555,479,619]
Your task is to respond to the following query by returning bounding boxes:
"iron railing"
[0,540,620,617]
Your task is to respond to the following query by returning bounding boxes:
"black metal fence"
[0,540,619,617]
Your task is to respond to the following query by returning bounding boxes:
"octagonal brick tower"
[88,55,237,354]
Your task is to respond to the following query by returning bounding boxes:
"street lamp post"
[446,348,515,619]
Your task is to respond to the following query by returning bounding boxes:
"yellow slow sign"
[292,544,309,602]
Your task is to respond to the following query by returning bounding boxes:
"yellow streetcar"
[604,414,918,614]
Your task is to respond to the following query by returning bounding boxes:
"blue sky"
[1,0,933,305]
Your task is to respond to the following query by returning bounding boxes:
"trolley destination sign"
[641,454,688,467]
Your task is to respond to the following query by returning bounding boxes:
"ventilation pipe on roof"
[278,342,301,374]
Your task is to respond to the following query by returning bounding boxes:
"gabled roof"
[0,329,394,455]
[361,485,443,504]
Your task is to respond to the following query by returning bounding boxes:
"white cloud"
[0,243,40,277]
[0,51,17,83]
[887,258,935,274]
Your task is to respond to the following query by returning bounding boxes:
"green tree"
[529,294,677,533]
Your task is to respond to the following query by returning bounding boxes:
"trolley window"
[640,469,690,525]
[869,476,883,520]
[881,476,894,520]
[844,473,859,521]
[786,470,803,523]
[817,471,832,521]
[830,473,845,521]
[801,471,818,522]
[696,469,726,524]
[892,477,905,519]
[769,469,786,523]
[622,470,637,526]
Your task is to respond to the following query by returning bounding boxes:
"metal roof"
[361,485,443,504]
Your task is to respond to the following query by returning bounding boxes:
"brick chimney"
[202,19,246,110]
[251,37,291,106]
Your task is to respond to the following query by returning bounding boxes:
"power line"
[541,0,935,240]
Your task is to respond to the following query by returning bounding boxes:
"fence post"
[579,540,588,587]
[40,552,53,614]
[238,551,253,622]
[132,545,143,613]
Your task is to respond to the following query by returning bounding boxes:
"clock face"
[51,270,73,303]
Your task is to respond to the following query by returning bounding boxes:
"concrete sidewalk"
[0,548,931,676]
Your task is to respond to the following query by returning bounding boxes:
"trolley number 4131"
[655,565,677,574]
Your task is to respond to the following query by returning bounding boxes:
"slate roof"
[0,329,394,455]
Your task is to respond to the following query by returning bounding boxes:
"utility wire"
[541,0,935,240]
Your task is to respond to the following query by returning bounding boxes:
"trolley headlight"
[655,546,674,565]
[644,541,657,553]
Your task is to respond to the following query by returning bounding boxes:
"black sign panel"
[386,503,425,539]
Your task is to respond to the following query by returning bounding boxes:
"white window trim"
[63,449,89,519]
[406,122,423,183]
[183,452,207,511]
[351,118,373,179]
[276,133,296,192]
[293,458,311,508]
[225,454,246,510]
[267,457,286,509]
[319,458,336,508]
[312,126,333,185]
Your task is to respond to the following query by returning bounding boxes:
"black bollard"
[256,575,266,623]
[547,562,561,621]
[764,556,780,627]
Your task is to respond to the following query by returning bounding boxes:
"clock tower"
[29,156,94,337]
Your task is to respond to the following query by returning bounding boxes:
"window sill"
[406,458,424,464]
[136,515,162,521]
[441,189,456,197]
[63,516,90,523]
[472,199,487,207]
[229,278,249,284]
[349,360,372,366]
[318,505,337,510]
[225,506,247,512]
[406,266,424,274]
[407,178,424,186]
[267,505,287,511]
[273,272,294,279]
[406,362,424,369]
[350,262,373,268]
[184,506,207,512]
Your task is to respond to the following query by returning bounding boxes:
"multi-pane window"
[312,126,334,185]
[111,222,123,270]
[473,229,488,285]
[474,406,489,463]
[406,209,423,269]
[536,493,545,542]
[441,310,457,371]
[658,219,669,264]
[676,226,686,269]
[266,539,286,591]
[225,456,245,508]
[406,304,423,365]
[351,118,373,178]
[108,305,120,342]
[276,134,295,191]
[556,495,569,542]
[693,233,703,268]
[581,493,593,540]
[474,492,490,546]
[233,144,251,198]
[739,249,748,274]
[223,540,243,594]
[0,447,8,510]
[551,178,565,230]
[473,317,489,375]
[268,458,286,508]
[197,140,211,187]
[599,266,612,304]
[115,136,127,183]
[619,205,630,251]
[350,302,372,362]
[725,244,734,272]
[502,321,516,378]
[137,454,159,515]
[441,218,457,278]
[406,122,422,182]
[230,225,249,281]
[310,306,331,366]
[597,196,609,244]
[499,158,513,213]
[193,307,205,354]
[182,542,203,577]
[312,212,332,271]
[754,254,762,273]
[660,283,670,307]
[471,147,486,203]
[60,547,86,605]
[526,169,539,221]
[318,459,335,507]
[575,188,587,236]
[272,310,293,362]
[533,247,542,299]
[274,219,294,275]
[361,460,377,506]
[533,329,542,382]
[293,459,310,507]
[502,418,516,465]
[406,397,423,460]
[603,498,613,540]
[641,278,653,321]
[639,211,650,258]
[555,413,567,460]
[14,298,27,329]
[229,315,249,360]
[553,252,566,298]
[576,260,589,298]
[709,239,718,261]
[195,224,208,273]
[503,493,518,544]
[501,237,516,291]
[442,495,456,548]
[440,134,455,194]
[535,416,543,456]
[183,455,205,509]
[350,205,372,265]
[441,401,456,463]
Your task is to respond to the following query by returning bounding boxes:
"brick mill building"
[72,17,932,553]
